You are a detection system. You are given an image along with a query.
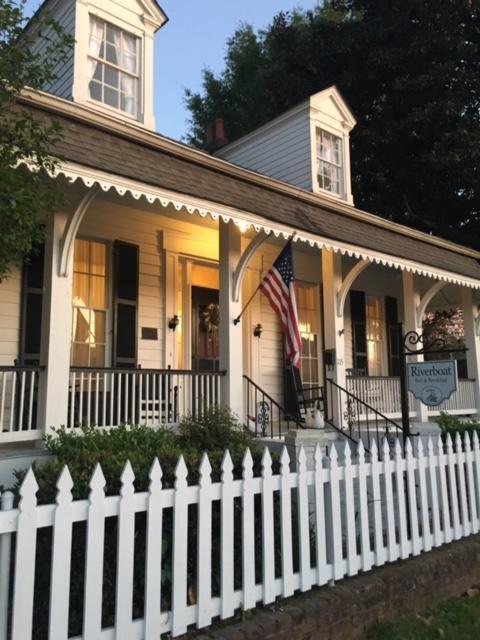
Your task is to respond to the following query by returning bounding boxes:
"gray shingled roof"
[19,97,480,282]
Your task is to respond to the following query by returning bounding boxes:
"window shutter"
[385,296,401,376]
[20,244,45,365]
[113,241,139,367]
[350,290,368,374]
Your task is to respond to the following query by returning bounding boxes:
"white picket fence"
[1,433,480,639]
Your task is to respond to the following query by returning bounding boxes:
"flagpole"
[232,232,297,325]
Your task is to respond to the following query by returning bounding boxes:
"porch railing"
[346,376,477,419]
[68,368,225,429]
[0,366,42,443]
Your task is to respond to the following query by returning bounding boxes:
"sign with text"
[407,360,458,406]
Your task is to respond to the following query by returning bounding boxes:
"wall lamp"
[253,323,263,338]
[168,315,180,331]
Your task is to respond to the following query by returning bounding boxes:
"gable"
[310,86,356,130]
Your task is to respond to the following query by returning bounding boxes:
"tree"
[0,0,72,279]
[185,1,480,248]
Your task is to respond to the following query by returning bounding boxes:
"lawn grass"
[365,592,480,639]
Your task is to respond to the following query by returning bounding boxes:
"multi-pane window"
[88,16,139,117]
[297,284,319,387]
[72,239,108,367]
[366,296,384,376]
[316,129,342,195]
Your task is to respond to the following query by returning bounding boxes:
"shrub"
[15,407,264,503]
[436,411,480,440]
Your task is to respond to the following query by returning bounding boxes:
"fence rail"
[0,366,41,443]
[68,368,225,429]
[1,432,480,639]
[347,376,477,418]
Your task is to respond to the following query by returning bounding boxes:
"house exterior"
[1,0,480,457]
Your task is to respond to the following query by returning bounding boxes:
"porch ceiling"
[17,93,480,289]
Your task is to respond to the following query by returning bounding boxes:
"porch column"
[461,288,480,417]
[38,212,73,433]
[321,249,346,427]
[219,220,244,420]
[402,272,429,422]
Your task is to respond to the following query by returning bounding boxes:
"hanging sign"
[407,360,458,406]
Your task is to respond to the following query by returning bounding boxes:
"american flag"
[260,241,302,368]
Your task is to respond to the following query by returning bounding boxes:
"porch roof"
[17,91,480,287]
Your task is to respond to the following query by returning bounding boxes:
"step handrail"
[243,375,305,437]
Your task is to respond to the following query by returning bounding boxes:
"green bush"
[436,411,480,440]
[15,407,264,504]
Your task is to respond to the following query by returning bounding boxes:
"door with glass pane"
[297,283,320,387]
[191,286,219,372]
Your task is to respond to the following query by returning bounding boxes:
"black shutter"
[19,244,45,365]
[350,290,368,374]
[113,241,139,368]
[385,296,401,376]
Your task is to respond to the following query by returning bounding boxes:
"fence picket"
[313,445,328,585]
[464,433,478,535]
[242,449,256,610]
[197,454,213,627]
[280,447,294,597]
[437,435,452,543]
[426,438,442,547]
[415,439,432,552]
[261,448,276,604]
[357,440,371,572]
[329,443,343,580]
[172,456,189,636]
[382,438,397,562]
[472,432,480,532]
[446,434,462,539]
[297,447,312,591]
[115,462,136,640]
[343,442,357,576]
[11,469,39,640]
[220,451,235,619]
[394,439,409,559]
[455,432,470,536]
[49,467,74,640]
[83,465,107,640]
[405,439,421,555]
[369,440,385,566]
[144,459,163,640]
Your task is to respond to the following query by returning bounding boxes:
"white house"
[1,0,480,461]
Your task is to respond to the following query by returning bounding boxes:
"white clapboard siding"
[2,433,480,639]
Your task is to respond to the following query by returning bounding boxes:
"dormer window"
[88,17,139,117]
[316,129,342,195]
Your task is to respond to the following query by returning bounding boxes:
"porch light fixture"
[253,323,263,338]
[168,315,180,331]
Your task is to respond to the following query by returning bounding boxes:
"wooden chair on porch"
[284,363,325,422]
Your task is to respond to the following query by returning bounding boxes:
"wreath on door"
[201,303,220,336]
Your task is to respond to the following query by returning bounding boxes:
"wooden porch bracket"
[58,185,100,277]
[416,280,446,326]
[336,258,370,317]
[232,231,270,302]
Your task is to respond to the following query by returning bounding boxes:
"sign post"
[397,324,467,445]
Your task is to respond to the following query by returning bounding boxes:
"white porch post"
[321,249,346,426]
[402,271,429,422]
[38,212,73,433]
[219,220,244,421]
[461,288,480,417]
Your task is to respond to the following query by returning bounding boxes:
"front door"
[191,286,220,371]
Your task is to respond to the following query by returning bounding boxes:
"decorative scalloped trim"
[44,161,480,290]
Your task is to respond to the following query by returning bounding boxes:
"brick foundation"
[190,535,480,640]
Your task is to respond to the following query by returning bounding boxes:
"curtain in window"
[111,29,136,115]
[88,18,104,81]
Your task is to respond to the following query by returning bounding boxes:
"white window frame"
[316,127,343,196]
[88,16,140,119]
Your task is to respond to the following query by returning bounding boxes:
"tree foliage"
[0,0,72,279]
[185,1,480,247]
